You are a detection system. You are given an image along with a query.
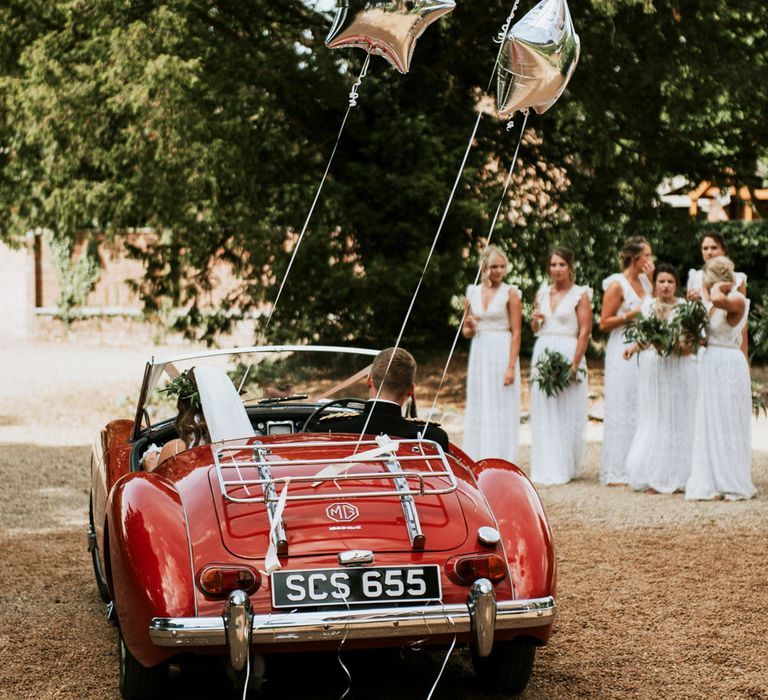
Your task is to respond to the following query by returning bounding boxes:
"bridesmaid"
[599,236,654,485]
[530,247,593,484]
[623,264,697,493]
[462,245,523,462]
[686,257,755,501]
[687,230,748,357]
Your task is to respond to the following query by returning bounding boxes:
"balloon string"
[262,51,371,340]
[422,110,530,435]
[238,53,371,393]
[490,0,521,89]
[353,107,485,451]
[353,5,523,436]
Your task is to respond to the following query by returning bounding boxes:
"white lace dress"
[463,282,521,463]
[600,272,653,484]
[626,299,697,493]
[530,283,592,485]
[685,294,756,500]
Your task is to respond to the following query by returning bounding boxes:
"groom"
[319,347,450,451]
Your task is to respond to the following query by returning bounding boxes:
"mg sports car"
[88,345,556,698]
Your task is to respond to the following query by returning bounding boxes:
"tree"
[1,0,766,352]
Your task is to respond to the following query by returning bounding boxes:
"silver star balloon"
[495,0,580,118]
[326,0,456,74]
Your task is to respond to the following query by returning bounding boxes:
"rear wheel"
[88,498,110,603]
[471,639,536,695]
[119,631,168,700]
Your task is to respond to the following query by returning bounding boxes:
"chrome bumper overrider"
[149,581,556,671]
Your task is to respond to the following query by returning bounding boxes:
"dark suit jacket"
[319,400,450,451]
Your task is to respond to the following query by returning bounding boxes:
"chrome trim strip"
[384,458,425,549]
[151,345,380,368]
[149,595,556,647]
[255,451,288,555]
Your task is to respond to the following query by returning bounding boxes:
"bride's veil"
[193,365,255,443]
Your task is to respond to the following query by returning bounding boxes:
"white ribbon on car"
[312,434,400,487]
[263,478,291,574]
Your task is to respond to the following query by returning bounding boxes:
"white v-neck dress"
[600,272,653,484]
[626,298,697,493]
[685,295,756,500]
[463,282,521,463]
[530,283,592,484]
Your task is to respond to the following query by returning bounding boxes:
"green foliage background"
[1,1,766,356]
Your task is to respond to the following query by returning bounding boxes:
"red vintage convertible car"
[89,345,556,698]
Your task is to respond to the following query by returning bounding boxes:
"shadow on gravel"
[0,444,90,530]
[164,646,509,700]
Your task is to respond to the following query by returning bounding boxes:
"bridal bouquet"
[533,349,585,398]
[623,312,677,357]
[753,382,767,418]
[672,299,709,354]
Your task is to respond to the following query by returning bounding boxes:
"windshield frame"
[131,344,379,442]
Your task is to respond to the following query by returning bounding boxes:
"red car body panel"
[93,423,556,667]
[107,473,196,666]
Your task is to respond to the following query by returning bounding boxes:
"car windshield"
[139,345,378,432]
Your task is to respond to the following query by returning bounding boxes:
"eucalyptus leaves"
[533,349,585,398]
[623,300,709,357]
[160,369,201,408]
[753,382,767,418]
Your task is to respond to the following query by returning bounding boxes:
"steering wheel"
[300,397,367,433]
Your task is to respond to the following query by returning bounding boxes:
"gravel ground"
[1,339,766,699]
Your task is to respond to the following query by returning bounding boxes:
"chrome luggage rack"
[212,438,458,551]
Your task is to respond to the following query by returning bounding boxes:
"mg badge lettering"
[326,502,359,523]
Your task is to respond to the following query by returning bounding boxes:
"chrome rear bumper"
[149,581,556,671]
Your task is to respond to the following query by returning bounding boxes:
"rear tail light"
[446,554,506,585]
[197,565,261,597]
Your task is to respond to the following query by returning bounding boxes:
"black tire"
[118,631,168,700]
[89,498,111,603]
[471,639,536,695]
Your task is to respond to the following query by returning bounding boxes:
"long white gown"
[530,283,592,485]
[463,282,521,463]
[600,272,653,484]
[685,294,756,500]
[626,299,697,493]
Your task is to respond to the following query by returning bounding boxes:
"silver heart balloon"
[326,0,456,74]
[495,0,580,117]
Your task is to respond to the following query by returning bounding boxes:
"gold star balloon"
[495,0,580,118]
[326,0,456,74]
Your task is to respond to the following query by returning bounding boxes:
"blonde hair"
[480,245,508,283]
[702,255,735,291]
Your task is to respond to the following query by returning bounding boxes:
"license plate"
[271,565,442,608]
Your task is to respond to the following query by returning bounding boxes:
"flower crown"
[160,369,201,408]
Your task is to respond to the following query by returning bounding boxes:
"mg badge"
[326,502,359,523]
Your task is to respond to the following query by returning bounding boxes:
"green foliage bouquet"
[753,382,767,419]
[623,312,677,357]
[623,300,709,357]
[533,349,585,399]
[673,299,709,354]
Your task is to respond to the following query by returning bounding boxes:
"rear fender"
[108,472,195,667]
[92,420,134,580]
[473,459,556,602]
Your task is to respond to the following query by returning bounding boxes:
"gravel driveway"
[1,339,766,699]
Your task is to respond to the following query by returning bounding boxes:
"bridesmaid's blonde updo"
[619,236,650,270]
[480,245,508,283]
[702,256,735,291]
